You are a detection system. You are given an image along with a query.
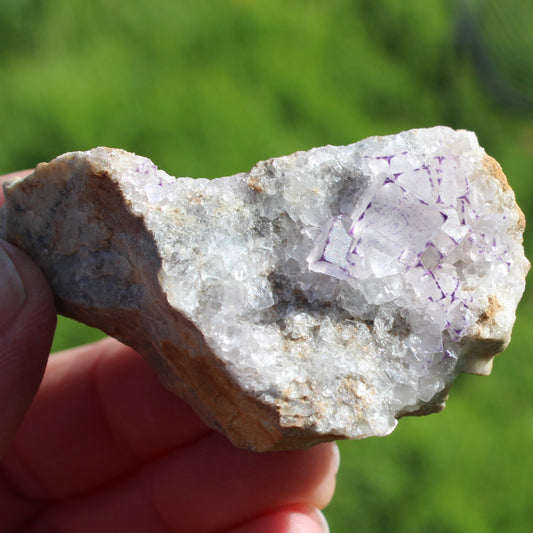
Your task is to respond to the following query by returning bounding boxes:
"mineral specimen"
[0,127,528,451]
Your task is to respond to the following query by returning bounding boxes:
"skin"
[0,171,338,532]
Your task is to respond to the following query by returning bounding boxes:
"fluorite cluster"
[0,127,528,451]
[307,131,517,404]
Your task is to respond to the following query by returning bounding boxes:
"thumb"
[0,241,56,457]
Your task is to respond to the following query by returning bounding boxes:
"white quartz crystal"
[0,127,528,450]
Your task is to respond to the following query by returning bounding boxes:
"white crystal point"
[0,127,528,451]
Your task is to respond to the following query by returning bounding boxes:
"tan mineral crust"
[0,127,528,451]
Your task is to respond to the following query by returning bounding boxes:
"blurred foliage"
[1,0,533,531]
[457,0,533,111]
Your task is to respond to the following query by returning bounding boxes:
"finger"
[2,336,337,532]
[2,339,211,500]
[147,436,338,527]
[0,241,56,458]
[0,170,56,529]
[30,436,338,533]
[1,334,337,507]
[228,504,330,533]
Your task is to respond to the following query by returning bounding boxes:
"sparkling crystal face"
[308,148,511,356]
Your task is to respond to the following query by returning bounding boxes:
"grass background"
[1,1,533,531]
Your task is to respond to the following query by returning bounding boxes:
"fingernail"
[312,508,330,533]
[0,242,26,332]
[332,441,340,473]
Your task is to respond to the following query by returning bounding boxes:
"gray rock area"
[0,127,528,451]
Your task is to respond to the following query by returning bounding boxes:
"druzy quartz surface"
[0,126,528,450]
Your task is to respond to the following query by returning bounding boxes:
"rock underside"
[0,127,528,451]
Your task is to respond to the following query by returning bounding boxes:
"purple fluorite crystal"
[308,133,517,398]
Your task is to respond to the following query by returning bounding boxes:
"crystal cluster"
[0,127,528,451]
[307,134,513,402]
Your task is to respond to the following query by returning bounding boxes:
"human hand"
[0,171,338,532]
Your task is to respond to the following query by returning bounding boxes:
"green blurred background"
[1,0,533,531]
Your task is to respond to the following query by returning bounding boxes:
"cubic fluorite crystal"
[0,127,528,451]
